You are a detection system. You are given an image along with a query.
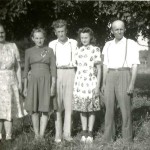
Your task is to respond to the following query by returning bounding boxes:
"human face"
[80,33,91,46]
[32,32,45,47]
[55,26,67,42]
[111,21,125,42]
[0,26,6,43]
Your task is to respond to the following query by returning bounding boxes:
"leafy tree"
[0,0,30,21]
[0,0,150,46]
[0,0,31,39]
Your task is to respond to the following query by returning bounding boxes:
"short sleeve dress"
[0,42,26,121]
[23,46,57,112]
[73,45,101,112]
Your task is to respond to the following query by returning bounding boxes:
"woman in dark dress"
[23,27,56,140]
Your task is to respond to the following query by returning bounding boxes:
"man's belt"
[57,66,75,69]
[108,67,130,71]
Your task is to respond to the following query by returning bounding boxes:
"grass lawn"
[0,73,150,150]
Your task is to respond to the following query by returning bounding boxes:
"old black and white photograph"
[0,0,150,150]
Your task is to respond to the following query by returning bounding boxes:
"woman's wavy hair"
[30,27,46,38]
[77,27,96,48]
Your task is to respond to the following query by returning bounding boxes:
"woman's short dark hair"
[30,27,46,38]
[77,27,96,48]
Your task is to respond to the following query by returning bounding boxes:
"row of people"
[0,19,140,146]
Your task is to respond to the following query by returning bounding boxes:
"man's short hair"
[52,19,67,29]
[111,19,125,29]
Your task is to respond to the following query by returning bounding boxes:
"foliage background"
[0,0,150,47]
[1,1,150,150]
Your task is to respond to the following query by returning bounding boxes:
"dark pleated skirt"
[25,66,57,112]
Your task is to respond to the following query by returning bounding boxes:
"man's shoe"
[54,138,62,143]
[86,136,93,144]
[80,136,87,143]
[63,136,73,142]
[6,134,12,140]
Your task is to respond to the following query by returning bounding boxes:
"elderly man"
[49,19,77,142]
[102,20,140,144]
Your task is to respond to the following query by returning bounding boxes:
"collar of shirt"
[56,37,71,46]
[106,37,128,68]
[103,37,140,68]
[81,45,92,50]
[55,38,73,67]
[112,36,126,45]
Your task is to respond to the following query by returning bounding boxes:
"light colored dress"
[73,45,101,112]
[0,42,26,121]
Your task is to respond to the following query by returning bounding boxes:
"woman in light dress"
[73,27,101,143]
[0,23,26,141]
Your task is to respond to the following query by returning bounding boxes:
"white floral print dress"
[0,43,26,121]
[73,45,101,112]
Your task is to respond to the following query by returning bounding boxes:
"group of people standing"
[0,19,140,147]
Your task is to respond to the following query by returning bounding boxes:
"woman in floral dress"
[73,27,101,143]
[0,23,25,140]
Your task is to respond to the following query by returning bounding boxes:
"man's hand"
[127,64,138,95]
[127,83,134,95]
[101,84,105,94]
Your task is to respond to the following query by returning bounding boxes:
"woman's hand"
[93,87,100,98]
[51,84,56,97]
[18,82,22,94]
[23,87,27,97]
